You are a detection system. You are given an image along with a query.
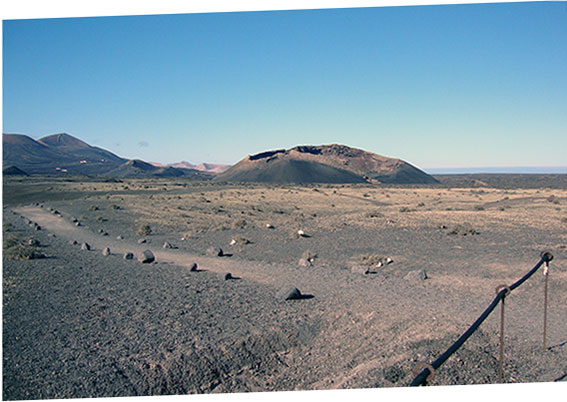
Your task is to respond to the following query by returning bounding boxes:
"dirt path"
[15,206,305,292]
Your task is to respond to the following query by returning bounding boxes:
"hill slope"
[214,144,437,184]
[3,133,210,179]
[3,133,128,175]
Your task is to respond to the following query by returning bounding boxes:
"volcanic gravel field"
[3,177,567,399]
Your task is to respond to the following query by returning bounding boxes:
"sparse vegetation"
[448,222,478,236]
[3,233,44,260]
[137,224,152,236]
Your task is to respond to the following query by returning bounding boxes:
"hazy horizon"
[3,1,567,170]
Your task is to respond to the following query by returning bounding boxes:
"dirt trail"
[15,206,297,289]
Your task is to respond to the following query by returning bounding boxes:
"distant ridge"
[3,165,29,176]
[108,159,212,179]
[2,133,209,179]
[214,144,438,184]
[149,160,231,174]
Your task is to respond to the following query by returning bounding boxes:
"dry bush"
[3,233,44,260]
[137,224,152,236]
[448,222,478,236]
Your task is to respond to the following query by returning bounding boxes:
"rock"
[163,241,177,249]
[69,240,78,245]
[75,222,81,227]
[206,247,223,257]
[123,252,134,260]
[224,273,233,280]
[189,263,198,272]
[81,242,91,251]
[102,247,111,256]
[34,225,42,231]
[71,217,78,223]
[277,286,303,301]
[137,238,147,244]
[27,238,40,246]
[298,258,313,267]
[297,229,309,237]
[48,233,56,238]
[266,223,274,229]
[139,249,155,263]
[116,235,123,240]
[98,229,104,234]
[229,236,250,246]
[351,265,370,275]
[403,269,428,281]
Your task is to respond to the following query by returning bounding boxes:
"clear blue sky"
[3,2,567,170]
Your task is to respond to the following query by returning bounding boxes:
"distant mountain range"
[214,144,438,184]
[3,133,438,184]
[2,133,216,179]
[149,161,231,174]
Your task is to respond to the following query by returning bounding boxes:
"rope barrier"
[409,251,553,386]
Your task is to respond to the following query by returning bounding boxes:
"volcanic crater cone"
[214,144,438,184]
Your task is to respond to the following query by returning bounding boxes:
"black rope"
[409,251,553,386]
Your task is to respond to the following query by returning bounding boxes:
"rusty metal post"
[543,260,550,349]
[495,284,510,383]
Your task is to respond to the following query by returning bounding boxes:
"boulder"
[277,286,303,301]
[123,252,134,260]
[69,240,78,245]
[163,241,177,249]
[139,249,155,263]
[189,263,198,272]
[81,242,91,251]
[206,247,223,257]
[137,238,147,244]
[224,273,234,280]
[298,258,313,267]
[102,247,111,256]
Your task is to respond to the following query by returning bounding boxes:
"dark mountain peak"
[38,133,90,149]
[3,133,48,147]
[3,165,29,176]
[124,159,154,169]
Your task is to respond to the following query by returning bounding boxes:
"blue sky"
[3,1,567,171]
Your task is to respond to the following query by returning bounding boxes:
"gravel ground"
[3,178,567,399]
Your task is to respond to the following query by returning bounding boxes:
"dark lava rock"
[139,249,155,263]
[277,286,303,301]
